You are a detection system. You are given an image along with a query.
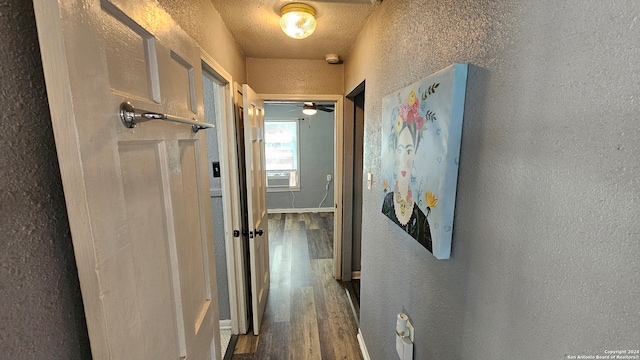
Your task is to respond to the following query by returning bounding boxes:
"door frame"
[260,93,344,280]
[343,81,366,281]
[200,50,245,334]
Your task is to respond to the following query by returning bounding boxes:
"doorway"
[200,58,257,360]
[201,67,236,356]
[343,81,365,313]
[198,88,346,349]
[263,101,335,213]
[259,94,344,281]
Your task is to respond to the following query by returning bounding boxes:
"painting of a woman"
[381,99,433,251]
[380,63,468,259]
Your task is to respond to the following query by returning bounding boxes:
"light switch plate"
[367,173,372,190]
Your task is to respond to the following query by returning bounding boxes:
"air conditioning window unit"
[267,170,297,188]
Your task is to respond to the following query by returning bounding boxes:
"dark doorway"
[343,81,365,318]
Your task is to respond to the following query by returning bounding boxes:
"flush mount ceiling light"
[280,3,317,39]
[302,103,318,115]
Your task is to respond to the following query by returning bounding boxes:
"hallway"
[232,213,362,360]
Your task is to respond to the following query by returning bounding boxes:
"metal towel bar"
[119,102,213,133]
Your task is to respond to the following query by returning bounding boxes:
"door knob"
[255,229,264,236]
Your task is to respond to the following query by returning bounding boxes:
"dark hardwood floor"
[232,212,362,360]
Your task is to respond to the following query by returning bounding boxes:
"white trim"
[267,207,334,214]
[334,97,344,280]
[219,319,232,330]
[259,94,344,280]
[357,329,371,360]
[351,271,361,280]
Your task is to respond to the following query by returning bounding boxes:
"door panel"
[242,84,270,335]
[168,51,197,113]
[101,2,160,102]
[33,0,220,358]
[173,140,212,337]
[119,141,182,358]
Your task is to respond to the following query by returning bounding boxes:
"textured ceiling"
[209,0,379,60]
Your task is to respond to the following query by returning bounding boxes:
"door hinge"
[233,230,240,238]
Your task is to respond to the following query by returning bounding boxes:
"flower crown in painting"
[388,83,440,150]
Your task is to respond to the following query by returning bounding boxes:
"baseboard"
[344,283,360,328]
[267,207,334,214]
[357,329,371,360]
[351,271,361,280]
[219,319,232,330]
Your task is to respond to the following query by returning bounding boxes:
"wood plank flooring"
[232,212,362,360]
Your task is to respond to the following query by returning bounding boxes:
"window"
[265,120,299,191]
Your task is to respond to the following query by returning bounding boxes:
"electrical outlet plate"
[395,333,404,359]
[396,333,413,360]
[327,174,331,182]
[396,316,414,360]
[406,319,414,342]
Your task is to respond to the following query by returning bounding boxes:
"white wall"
[346,0,640,359]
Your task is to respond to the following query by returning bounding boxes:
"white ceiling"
[209,0,379,60]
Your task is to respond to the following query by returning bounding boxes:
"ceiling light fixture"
[280,3,317,39]
[302,104,318,115]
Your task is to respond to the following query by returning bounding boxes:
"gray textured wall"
[345,0,640,359]
[0,0,91,358]
[264,104,335,210]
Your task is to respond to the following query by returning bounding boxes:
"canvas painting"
[380,63,468,259]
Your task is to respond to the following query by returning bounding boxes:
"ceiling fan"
[301,102,334,115]
[265,101,335,116]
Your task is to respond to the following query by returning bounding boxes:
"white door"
[33,1,221,359]
[242,84,270,335]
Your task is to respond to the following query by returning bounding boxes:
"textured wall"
[0,0,91,358]
[265,104,335,210]
[247,58,344,95]
[158,0,246,83]
[346,0,640,359]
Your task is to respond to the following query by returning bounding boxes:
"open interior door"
[33,0,221,358]
[242,84,270,335]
